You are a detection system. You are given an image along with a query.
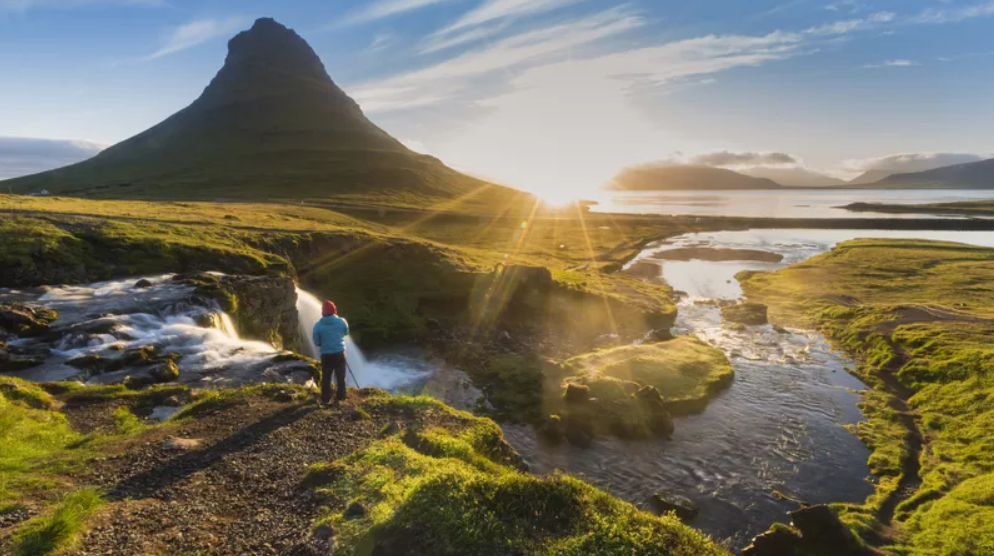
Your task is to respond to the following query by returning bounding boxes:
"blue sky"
[2,0,994,194]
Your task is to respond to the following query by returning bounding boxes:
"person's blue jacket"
[312,315,349,355]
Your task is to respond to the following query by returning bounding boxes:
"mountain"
[738,166,845,187]
[872,158,994,189]
[848,170,893,185]
[607,164,781,191]
[3,18,527,212]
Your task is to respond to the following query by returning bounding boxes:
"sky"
[2,0,994,197]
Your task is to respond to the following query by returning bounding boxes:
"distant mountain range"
[739,166,846,187]
[607,164,781,191]
[862,158,994,189]
[2,18,528,212]
[607,157,994,191]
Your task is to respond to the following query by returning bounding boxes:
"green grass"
[9,489,105,556]
[740,239,994,555]
[307,410,726,556]
[0,378,94,505]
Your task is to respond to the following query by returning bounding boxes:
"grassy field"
[740,239,994,556]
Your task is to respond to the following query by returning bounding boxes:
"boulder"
[149,360,180,383]
[564,417,594,448]
[650,492,698,523]
[0,303,57,336]
[134,278,153,289]
[563,383,591,404]
[790,505,865,554]
[121,345,162,366]
[721,302,769,326]
[743,505,871,556]
[66,354,124,374]
[538,414,566,443]
[379,420,402,438]
[343,501,366,520]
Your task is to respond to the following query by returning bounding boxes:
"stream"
[504,228,994,549]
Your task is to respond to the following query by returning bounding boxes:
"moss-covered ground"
[740,239,994,556]
[0,377,728,556]
[566,336,734,414]
[308,395,726,556]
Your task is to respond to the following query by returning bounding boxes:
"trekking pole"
[346,361,361,389]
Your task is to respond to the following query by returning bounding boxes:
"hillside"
[2,18,529,213]
[872,158,994,189]
[607,164,782,191]
[848,169,892,185]
[739,166,845,187]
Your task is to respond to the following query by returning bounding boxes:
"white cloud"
[803,11,894,35]
[419,23,509,54]
[354,7,646,112]
[339,0,454,26]
[914,1,994,24]
[368,33,397,52]
[147,17,247,60]
[0,136,105,180]
[862,58,919,68]
[844,152,987,174]
[0,0,161,11]
[436,0,586,36]
[691,151,798,167]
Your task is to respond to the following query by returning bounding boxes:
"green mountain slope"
[872,158,994,189]
[4,18,529,212]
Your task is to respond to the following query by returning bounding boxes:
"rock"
[563,383,590,404]
[162,437,202,450]
[261,368,284,383]
[773,324,790,334]
[343,502,366,520]
[721,302,769,326]
[199,275,299,350]
[66,354,124,374]
[274,389,299,402]
[149,360,180,383]
[650,492,699,523]
[121,345,162,366]
[379,420,402,438]
[0,303,57,336]
[743,504,870,556]
[0,347,45,372]
[564,418,593,448]
[162,395,183,407]
[790,505,865,553]
[134,278,153,289]
[538,415,565,443]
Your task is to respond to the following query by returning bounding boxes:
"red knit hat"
[321,300,337,316]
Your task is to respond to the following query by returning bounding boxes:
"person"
[312,300,349,404]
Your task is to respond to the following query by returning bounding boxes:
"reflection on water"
[508,228,994,549]
[588,189,994,219]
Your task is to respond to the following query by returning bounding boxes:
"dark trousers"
[320,352,347,403]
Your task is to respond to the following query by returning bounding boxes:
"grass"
[566,336,734,414]
[0,378,93,505]
[307,407,726,556]
[9,489,105,556]
[740,239,994,555]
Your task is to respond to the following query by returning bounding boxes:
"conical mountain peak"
[224,18,330,83]
[2,18,522,212]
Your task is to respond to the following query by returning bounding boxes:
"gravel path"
[63,393,388,556]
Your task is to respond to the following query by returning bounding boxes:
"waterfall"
[295,287,369,384]
[295,287,428,390]
[218,313,240,340]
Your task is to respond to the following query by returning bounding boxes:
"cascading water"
[295,287,430,391]
[0,275,303,386]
